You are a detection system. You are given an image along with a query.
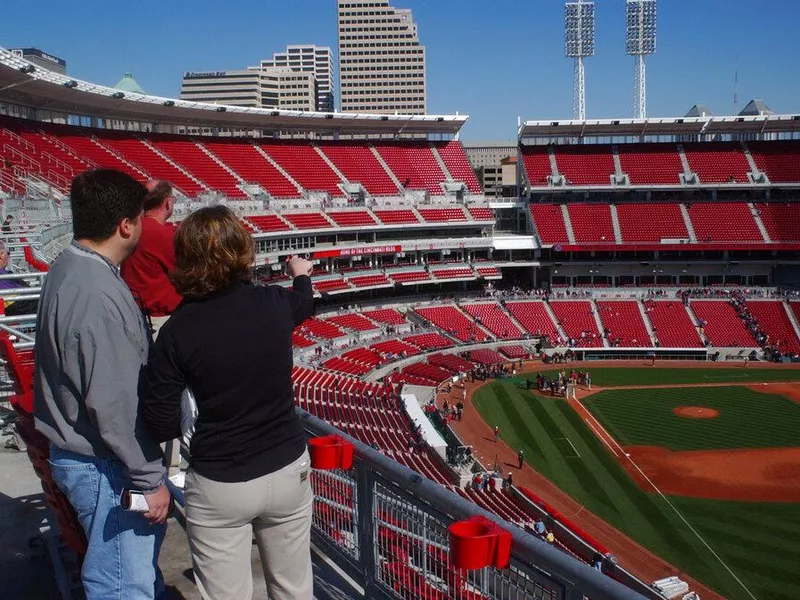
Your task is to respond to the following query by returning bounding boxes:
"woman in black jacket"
[142,205,314,600]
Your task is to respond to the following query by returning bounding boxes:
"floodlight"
[163,100,175,107]
[63,80,78,89]
[111,92,124,99]
[564,1,595,120]
[626,0,657,118]
[18,65,36,74]
[215,106,227,112]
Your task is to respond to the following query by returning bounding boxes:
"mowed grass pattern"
[584,386,800,451]
[472,379,800,600]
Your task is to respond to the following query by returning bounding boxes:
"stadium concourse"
[3,44,800,600]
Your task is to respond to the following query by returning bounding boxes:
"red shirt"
[121,217,182,316]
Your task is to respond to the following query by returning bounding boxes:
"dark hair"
[143,180,174,211]
[70,169,147,241]
[172,205,254,299]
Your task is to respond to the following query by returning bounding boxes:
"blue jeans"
[48,446,166,600]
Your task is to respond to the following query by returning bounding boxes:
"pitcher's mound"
[673,406,719,419]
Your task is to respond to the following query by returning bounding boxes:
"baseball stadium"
[1,2,800,600]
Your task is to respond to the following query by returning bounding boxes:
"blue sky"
[2,0,799,140]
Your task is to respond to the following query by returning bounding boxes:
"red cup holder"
[449,516,512,570]
[308,435,354,470]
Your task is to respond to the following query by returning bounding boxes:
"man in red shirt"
[121,180,181,338]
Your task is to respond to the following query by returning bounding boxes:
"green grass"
[472,379,800,600]
[584,386,800,451]
[523,367,800,387]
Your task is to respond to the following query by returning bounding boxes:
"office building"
[259,45,334,112]
[180,67,316,111]
[10,47,67,74]
[337,0,426,114]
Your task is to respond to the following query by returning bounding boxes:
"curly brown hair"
[172,205,254,299]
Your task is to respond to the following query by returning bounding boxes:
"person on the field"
[493,426,499,442]
[517,449,524,469]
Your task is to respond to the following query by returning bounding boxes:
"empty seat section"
[292,332,316,348]
[152,140,245,197]
[530,204,568,244]
[101,137,204,195]
[283,212,332,229]
[326,314,378,332]
[370,339,419,357]
[313,279,350,293]
[617,143,683,185]
[317,143,398,195]
[363,309,407,325]
[428,353,474,372]
[298,318,347,340]
[373,209,420,225]
[260,143,343,196]
[389,270,430,284]
[748,141,800,183]
[435,141,482,192]
[683,143,750,183]
[616,203,688,242]
[468,206,494,221]
[245,214,290,232]
[403,332,454,350]
[506,302,560,340]
[687,203,763,242]
[756,203,800,242]
[431,267,474,280]
[499,345,529,359]
[401,363,453,385]
[202,141,299,198]
[746,301,800,354]
[567,204,615,243]
[326,210,377,227]
[549,301,603,346]
[555,145,614,186]
[468,348,505,364]
[348,274,391,288]
[520,146,552,186]
[417,207,467,222]
[644,301,703,347]
[415,306,488,342]
[691,301,758,347]
[596,301,651,347]
[24,130,92,179]
[462,303,523,339]
[375,143,446,195]
[476,266,501,278]
[59,135,148,183]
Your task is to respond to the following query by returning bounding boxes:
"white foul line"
[566,437,581,458]
[574,400,758,600]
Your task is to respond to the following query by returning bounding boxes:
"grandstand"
[3,43,800,600]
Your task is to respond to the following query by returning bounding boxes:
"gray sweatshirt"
[34,241,166,491]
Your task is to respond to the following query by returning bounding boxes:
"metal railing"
[165,409,644,600]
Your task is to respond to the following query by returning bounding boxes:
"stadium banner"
[313,245,401,259]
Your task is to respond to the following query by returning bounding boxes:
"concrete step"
[560,204,576,244]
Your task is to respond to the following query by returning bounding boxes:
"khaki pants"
[184,450,313,600]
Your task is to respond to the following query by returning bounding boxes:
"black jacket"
[142,276,314,482]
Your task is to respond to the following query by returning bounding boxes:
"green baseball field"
[471,366,800,600]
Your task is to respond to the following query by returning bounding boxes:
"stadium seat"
[505,301,560,341]
[520,146,552,186]
[554,145,615,186]
[617,143,683,186]
[644,301,704,348]
[687,202,764,243]
[414,306,489,343]
[746,301,800,354]
[417,207,468,223]
[260,142,344,196]
[202,140,300,198]
[316,143,399,196]
[374,142,446,195]
[152,139,246,197]
[363,309,407,325]
[548,301,603,347]
[434,141,482,193]
[690,300,758,347]
[530,204,569,244]
[616,203,688,242]
[373,209,420,225]
[326,210,378,227]
[596,301,652,347]
[755,203,800,242]
[462,303,523,339]
[568,204,615,243]
[748,141,800,183]
[683,142,750,184]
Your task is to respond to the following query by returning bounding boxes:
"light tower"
[564,0,595,121]
[626,0,657,119]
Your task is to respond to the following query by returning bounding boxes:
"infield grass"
[584,386,800,451]
[472,378,800,600]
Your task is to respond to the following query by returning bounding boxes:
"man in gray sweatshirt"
[34,169,170,600]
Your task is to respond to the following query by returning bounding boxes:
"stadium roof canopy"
[518,113,800,141]
[0,47,467,136]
